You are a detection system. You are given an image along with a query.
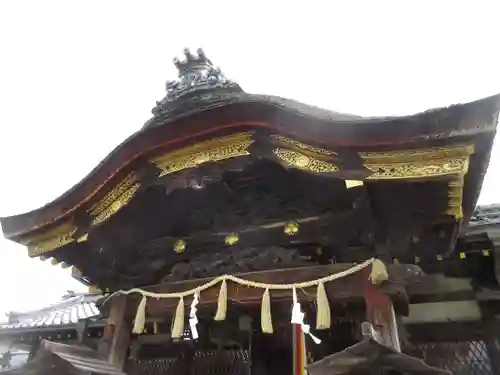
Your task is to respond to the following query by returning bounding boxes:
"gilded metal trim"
[77,233,88,243]
[273,148,339,173]
[151,133,254,178]
[345,180,364,189]
[271,135,336,156]
[24,223,78,257]
[90,182,140,226]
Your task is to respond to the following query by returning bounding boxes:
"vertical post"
[101,295,131,370]
[76,319,89,345]
[27,339,40,361]
[364,276,401,352]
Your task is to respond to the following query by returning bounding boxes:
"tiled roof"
[0,293,101,331]
[469,204,500,227]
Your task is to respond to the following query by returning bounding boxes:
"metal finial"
[183,48,194,60]
[197,48,205,58]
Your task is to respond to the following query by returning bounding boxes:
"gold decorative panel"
[90,182,140,226]
[271,135,336,156]
[88,173,138,216]
[364,157,470,180]
[447,176,465,219]
[360,143,474,180]
[151,133,254,177]
[359,143,475,164]
[24,223,78,257]
[273,148,339,173]
[359,143,474,219]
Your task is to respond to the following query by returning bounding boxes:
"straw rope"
[104,258,375,302]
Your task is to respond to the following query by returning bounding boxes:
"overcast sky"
[0,1,499,318]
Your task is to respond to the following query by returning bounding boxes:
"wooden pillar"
[98,295,131,370]
[109,295,131,370]
[76,319,89,345]
[364,276,401,352]
[27,339,40,361]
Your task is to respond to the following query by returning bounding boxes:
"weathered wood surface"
[107,296,130,371]
[306,336,450,375]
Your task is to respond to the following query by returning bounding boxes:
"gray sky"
[0,1,499,318]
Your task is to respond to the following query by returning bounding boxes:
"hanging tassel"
[291,288,321,344]
[189,291,200,340]
[369,259,389,285]
[132,296,147,334]
[214,280,228,321]
[171,297,185,339]
[315,282,331,330]
[261,288,273,334]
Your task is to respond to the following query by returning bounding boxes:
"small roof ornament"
[164,48,239,101]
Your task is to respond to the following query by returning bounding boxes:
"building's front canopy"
[1,49,499,292]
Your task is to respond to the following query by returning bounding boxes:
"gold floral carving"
[271,135,336,156]
[88,173,138,217]
[151,133,254,178]
[273,148,339,173]
[364,157,470,180]
[90,182,140,226]
[24,223,78,257]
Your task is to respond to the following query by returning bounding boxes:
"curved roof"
[1,48,499,240]
[470,204,500,227]
[0,294,100,332]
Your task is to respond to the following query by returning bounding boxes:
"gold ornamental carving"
[273,148,339,173]
[24,223,78,257]
[271,135,336,156]
[151,133,254,178]
[90,182,140,226]
[447,176,465,219]
[361,143,474,180]
[359,143,474,164]
[364,157,470,180]
[88,173,138,217]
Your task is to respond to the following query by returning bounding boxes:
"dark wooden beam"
[116,264,410,318]
[405,274,475,303]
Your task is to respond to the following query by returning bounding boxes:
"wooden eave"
[1,94,499,244]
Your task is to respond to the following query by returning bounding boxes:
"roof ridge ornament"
[164,48,239,101]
